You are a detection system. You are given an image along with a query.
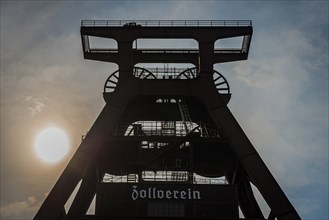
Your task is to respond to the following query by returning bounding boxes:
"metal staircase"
[176,99,193,133]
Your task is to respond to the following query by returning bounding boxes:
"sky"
[0,0,328,219]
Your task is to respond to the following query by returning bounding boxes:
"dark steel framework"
[34,20,301,220]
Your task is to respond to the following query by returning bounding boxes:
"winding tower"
[34,20,301,220]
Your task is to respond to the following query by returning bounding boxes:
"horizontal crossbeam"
[81,20,252,27]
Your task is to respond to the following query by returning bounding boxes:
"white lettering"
[148,188,152,199]
[131,186,201,200]
[193,190,201,199]
[157,190,164,199]
[132,185,138,200]
[181,191,186,199]
[140,189,147,198]
[174,190,179,199]
[152,187,156,198]
[166,190,172,199]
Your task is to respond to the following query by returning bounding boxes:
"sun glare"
[35,127,70,163]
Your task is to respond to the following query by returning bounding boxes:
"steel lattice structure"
[34,20,301,220]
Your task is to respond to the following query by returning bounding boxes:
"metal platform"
[81,20,252,65]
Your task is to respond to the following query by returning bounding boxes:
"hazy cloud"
[0,196,42,219]
[25,96,46,117]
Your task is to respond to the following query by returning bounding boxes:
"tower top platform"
[80,20,253,66]
[81,20,252,27]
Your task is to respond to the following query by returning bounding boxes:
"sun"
[34,127,70,163]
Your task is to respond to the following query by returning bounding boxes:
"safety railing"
[85,48,245,54]
[115,121,221,138]
[102,172,228,184]
[133,67,197,80]
[145,67,191,75]
[214,49,245,54]
[85,48,118,53]
[117,121,193,137]
[81,20,252,27]
[138,49,199,54]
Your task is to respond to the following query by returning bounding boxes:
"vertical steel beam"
[34,104,126,220]
[198,41,214,74]
[118,41,133,80]
[67,163,101,216]
[238,179,264,218]
[207,105,301,220]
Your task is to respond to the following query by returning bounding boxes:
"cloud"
[25,96,46,117]
[0,196,42,219]
[221,8,328,217]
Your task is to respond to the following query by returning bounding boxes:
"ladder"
[176,99,193,133]
[171,171,188,182]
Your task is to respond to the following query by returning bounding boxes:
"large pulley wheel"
[133,67,156,79]
[104,67,157,93]
[104,70,119,93]
[213,70,230,94]
[104,67,230,95]
[176,68,230,94]
[176,67,198,79]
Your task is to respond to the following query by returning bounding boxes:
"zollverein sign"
[131,185,201,200]
[96,183,238,219]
